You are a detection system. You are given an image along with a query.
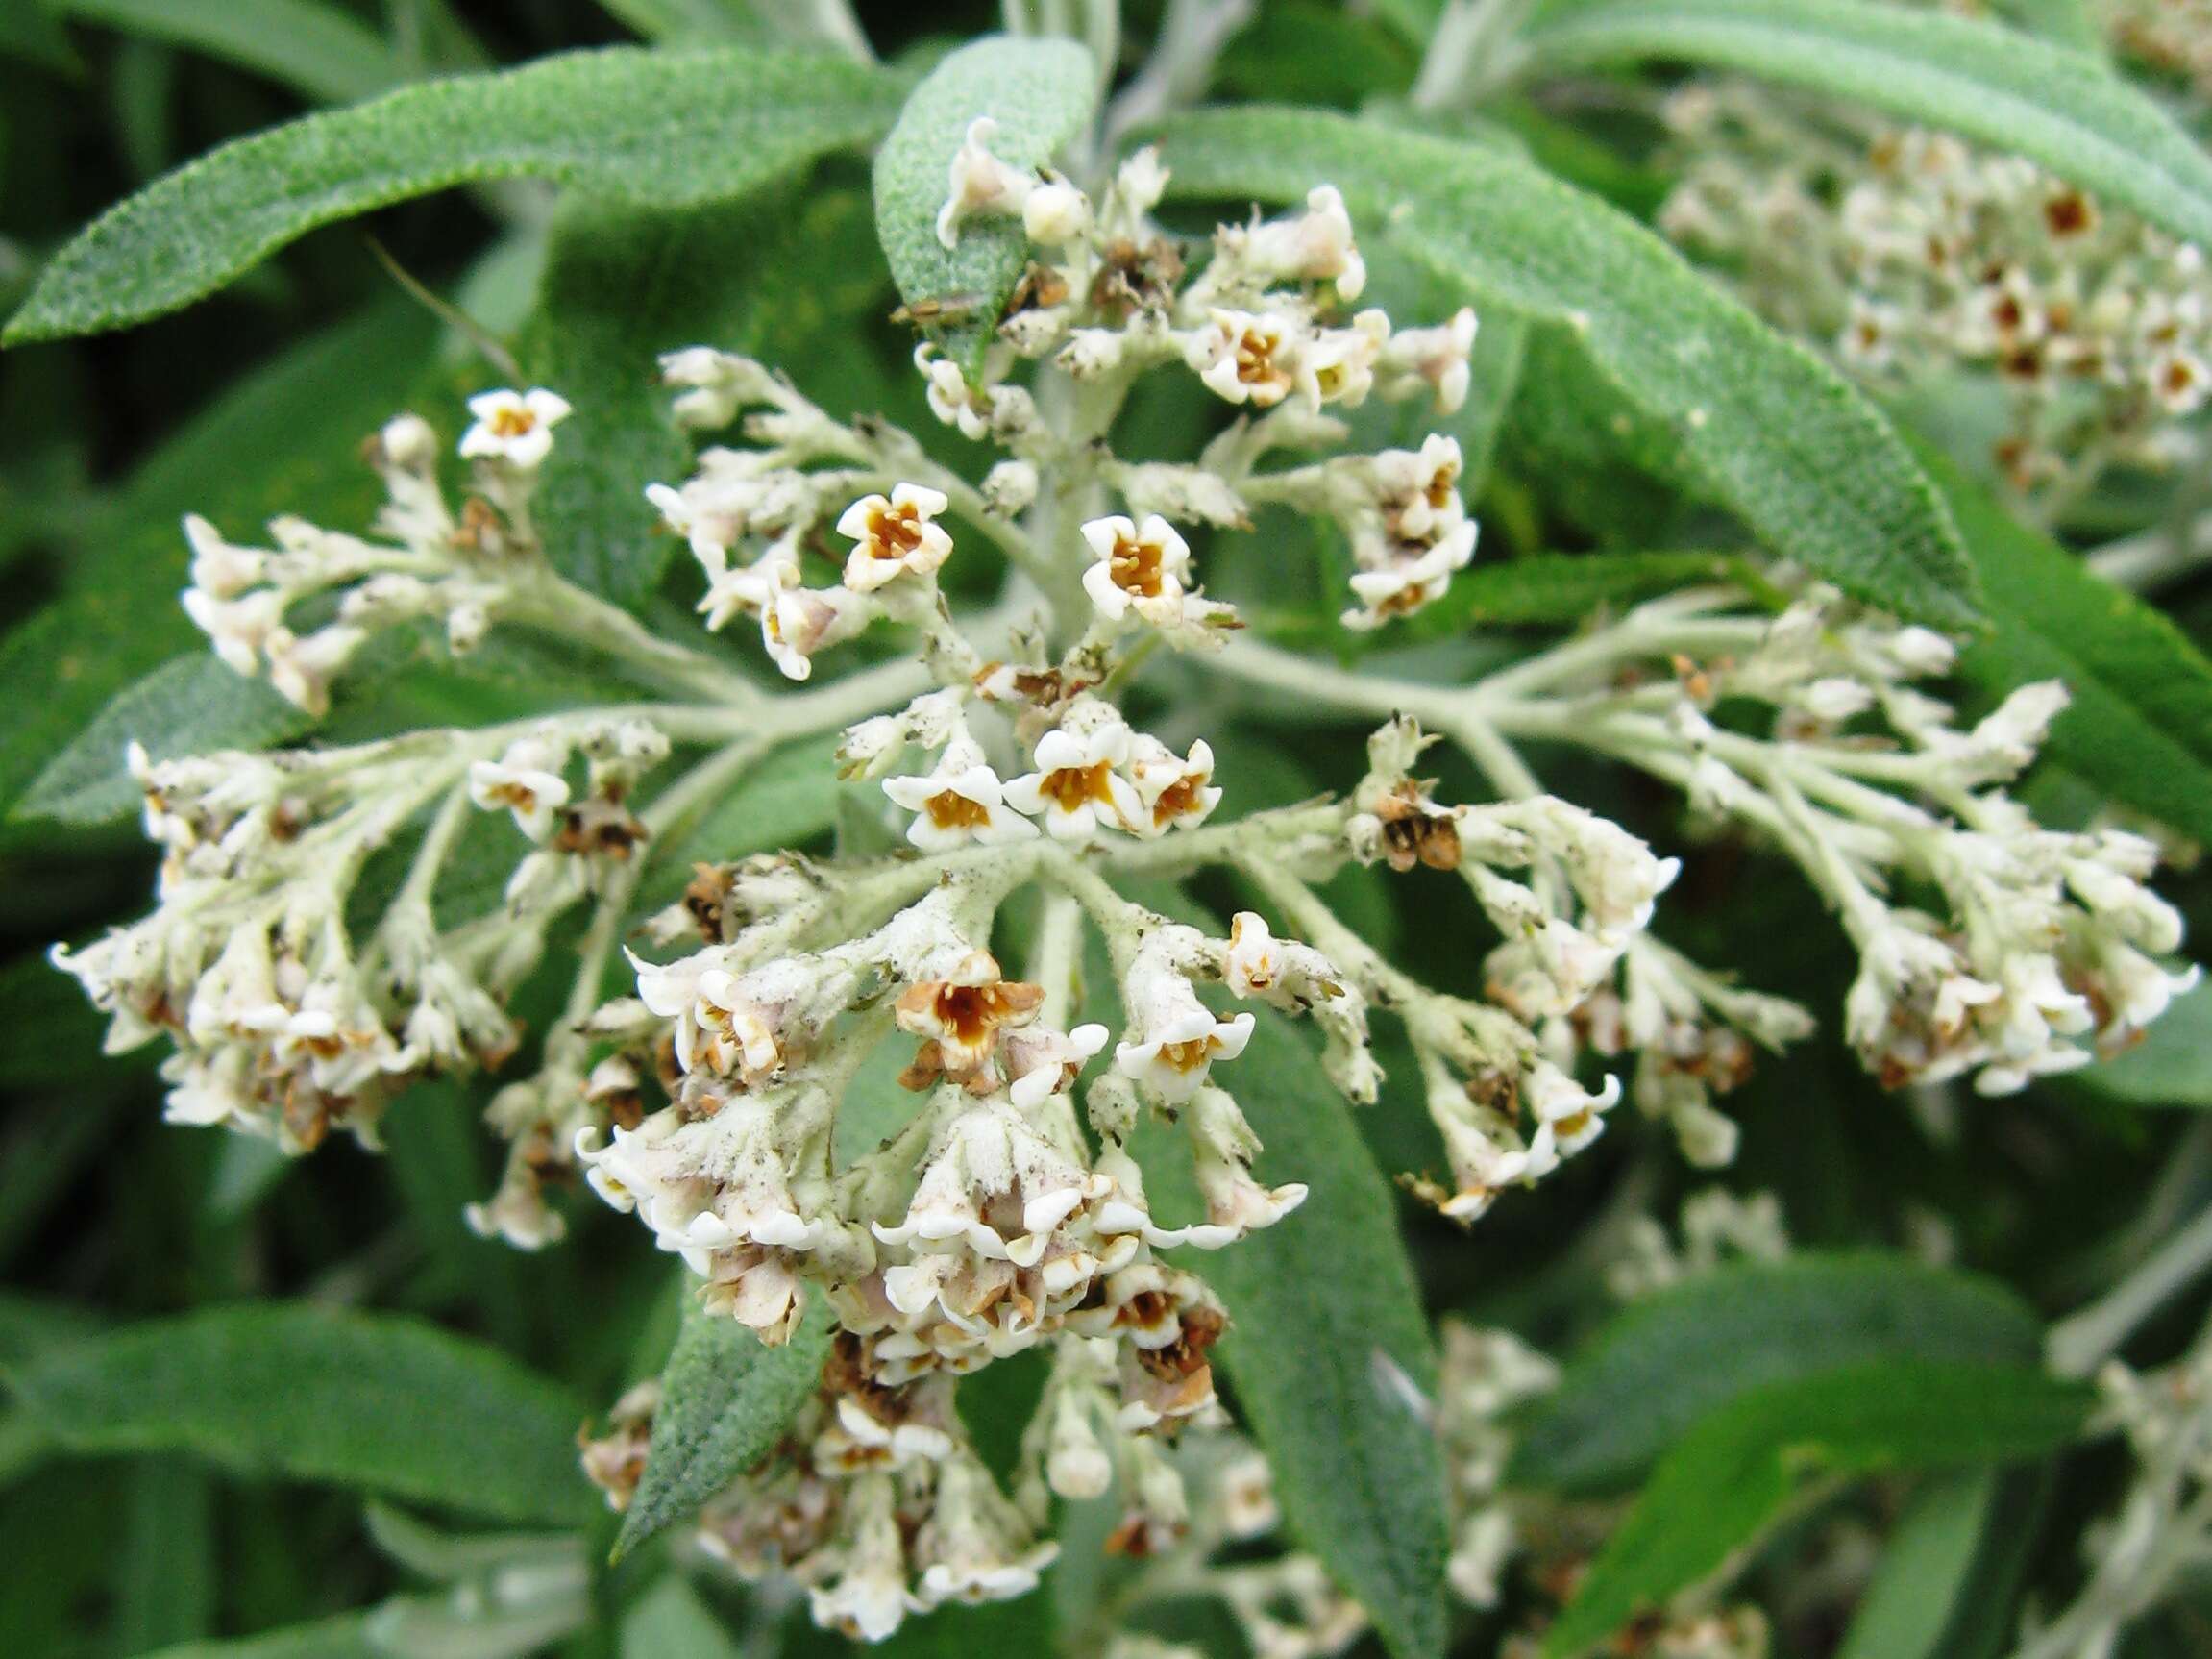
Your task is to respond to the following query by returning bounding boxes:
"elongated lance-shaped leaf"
[1148,1011,1451,1659]
[873,36,1097,376]
[5,45,899,344]
[1541,1360,2088,1657]
[1154,107,1979,628]
[1513,0,2211,246]
[2,1304,592,1524]
[52,0,404,105]
[612,1287,833,1561]
[1512,1252,2043,1494]
[20,655,311,826]
[1917,440,2212,846]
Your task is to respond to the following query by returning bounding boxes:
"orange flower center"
[1158,1035,1217,1073]
[1042,760,1114,812]
[1110,534,1167,597]
[923,788,993,830]
[488,406,537,438]
[1151,776,1204,827]
[865,504,926,560]
[1233,328,1282,386]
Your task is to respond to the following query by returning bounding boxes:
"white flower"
[1003,723,1143,842]
[457,387,571,469]
[469,736,571,841]
[808,1473,910,1642]
[1187,309,1302,407]
[1379,307,1479,412]
[911,1450,1058,1608]
[916,345,992,440]
[1225,912,1282,997]
[263,624,365,715]
[1246,185,1367,298]
[1001,1021,1110,1109]
[1124,734,1221,836]
[937,117,1035,250]
[761,583,870,681]
[1022,175,1092,246]
[873,1093,1107,1266]
[1298,310,1390,409]
[1523,1061,1620,1159]
[1116,960,1255,1103]
[1080,513,1193,625]
[837,483,953,593]
[694,539,799,632]
[183,586,284,678]
[883,744,1041,853]
[183,514,267,599]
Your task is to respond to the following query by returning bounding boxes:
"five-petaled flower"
[458,387,572,469]
[839,483,954,593]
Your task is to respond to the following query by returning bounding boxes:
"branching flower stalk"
[55,131,2196,1641]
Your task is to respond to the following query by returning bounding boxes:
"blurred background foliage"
[1,2,2208,1656]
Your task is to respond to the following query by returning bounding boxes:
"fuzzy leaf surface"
[873,36,1096,376]
[1166,1011,1450,1659]
[6,45,896,342]
[1155,108,1978,626]
[19,655,310,825]
[2,1304,590,1524]
[1512,1253,2042,1493]
[0,300,439,821]
[1517,0,2206,244]
[1542,1360,2088,1657]
[613,1291,832,1560]
[1926,443,2212,845]
[52,0,403,104]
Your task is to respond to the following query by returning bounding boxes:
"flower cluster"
[1659,80,2212,500]
[644,141,1481,671]
[54,113,2203,1652]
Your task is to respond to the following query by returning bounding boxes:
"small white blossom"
[1003,721,1143,843]
[1079,512,1193,626]
[457,387,571,469]
[837,483,953,593]
[1379,306,1479,412]
[883,742,1041,852]
[937,117,1034,250]
[469,735,571,841]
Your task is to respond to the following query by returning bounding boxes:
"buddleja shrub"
[9,4,2212,1658]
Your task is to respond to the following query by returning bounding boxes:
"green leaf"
[1512,1253,2043,1494]
[17,654,310,825]
[1162,1010,1449,1659]
[873,35,1097,376]
[0,299,439,821]
[1154,107,1979,628]
[135,1614,381,1659]
[1542,1360,2088,1657]
[6,45,897,343]
[2076,980,2212,1109]
[51,0,403,105]
[613,1288,832,1561]
[1838,1466,2047,1659]
[526,185,892,604]
[3,1303,592,1524]
[1920,442,2212,845]
[1514,0,2205,244]
[620,1575,744,1659]
[641,732,848,910]
[117,1458,216,1652]
[1447,550,1755,627]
